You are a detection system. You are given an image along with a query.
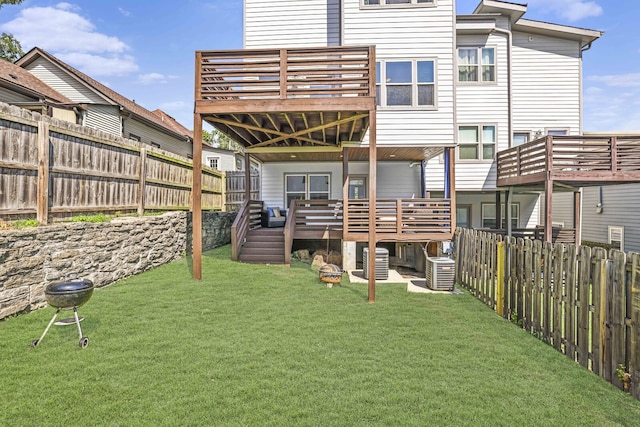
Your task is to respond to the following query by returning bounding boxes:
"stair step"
[239,254,285,264]
[239,227,286,265]
[245,236,284,244]
[241,247,284,255]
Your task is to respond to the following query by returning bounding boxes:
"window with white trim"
[376,60,435,108]
[458,47,495,83]
[481,203,519,229]
[459,125,496,160]
[608,226,624,251]
[128,133,141,142]
[363,0,434,6]
[285,174,330,207]
[207,156,220,170]
[513,132,530,147]
[546,129,568,136]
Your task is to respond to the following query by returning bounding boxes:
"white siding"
[124,119,191,158]
[84,105,121,136]
[455,192,539,229]
[203,148,238,172]
[261,161,421,208]
[344,0,456,146]
[581,185,640,252]
[24,58,106,104]
[512,32,582,134]
[244,0,338,48]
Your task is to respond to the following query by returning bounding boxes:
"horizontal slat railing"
[497,135,640,183]
[293,199,343,230]
[198,46,373,101]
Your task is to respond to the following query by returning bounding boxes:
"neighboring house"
[202,145,243,172]
[241,1,601,232]
[14,48,193,157]
[0,59,80,123]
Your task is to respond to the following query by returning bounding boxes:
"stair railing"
[283,199,297,266]
[231,199,264,261]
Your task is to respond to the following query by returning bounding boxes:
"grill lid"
[45,279,94,295]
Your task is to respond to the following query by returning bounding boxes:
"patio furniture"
[261,207,287,228]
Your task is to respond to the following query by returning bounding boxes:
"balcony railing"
[496,135,640,185]
[197,46,374,101]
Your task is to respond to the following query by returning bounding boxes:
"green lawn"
[2,245,640,426]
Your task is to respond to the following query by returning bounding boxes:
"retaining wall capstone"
[0,211,235,320]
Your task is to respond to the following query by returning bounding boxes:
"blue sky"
[1,0,637,132]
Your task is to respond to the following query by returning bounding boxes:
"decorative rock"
[311,255,327,271]
[327,251,342,266]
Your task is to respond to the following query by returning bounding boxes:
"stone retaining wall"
[0,211,235,320]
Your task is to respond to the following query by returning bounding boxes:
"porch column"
[574,190,582,247]
[192,113,203,280]
[244,152,251,203]
[368,109,377,303]
[544,180,553,243]
[447,147,456,233]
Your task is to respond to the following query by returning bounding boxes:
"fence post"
[630,253,640,398]
[496,241,505,317]
[221,172,227,212]
[137,147,147,216]
[36,120,50,224]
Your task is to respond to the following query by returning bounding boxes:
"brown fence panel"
[0,119,39,215]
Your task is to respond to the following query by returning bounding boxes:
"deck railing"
[230,199,263,261]
[497,135,640,183]
[197,46,374,101]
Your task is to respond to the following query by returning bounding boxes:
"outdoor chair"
[261,207,287,228]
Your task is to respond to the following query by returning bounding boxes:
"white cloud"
[0,3,137,76]
[118,7,131,17]
[588,73,640,88]
[137,73,177,85]
[528,0,603,22]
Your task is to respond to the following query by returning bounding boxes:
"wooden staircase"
[238,227,286,264]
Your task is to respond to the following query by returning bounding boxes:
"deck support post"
[544,179,553,243]
[495,191,502,231]
[367,107,377,303]
[448,147,456,235]
[244,152,251,203]
[574,190,582,247]
[193,113,203,280]
[506,187,513,237]
[343,147,349,240]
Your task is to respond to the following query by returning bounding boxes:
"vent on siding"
[608,226,624,251]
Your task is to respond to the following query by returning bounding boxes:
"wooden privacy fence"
[225,171,259,212]
[455,227,640,398]
[0,108,224,223]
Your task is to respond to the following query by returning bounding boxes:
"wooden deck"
[497,135,640,189]
[194,46,375,162]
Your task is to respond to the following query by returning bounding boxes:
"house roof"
[470,0,603,47]
[16,48,192,141]
[0,59,73,104]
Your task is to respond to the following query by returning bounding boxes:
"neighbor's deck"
[496,135,640,189]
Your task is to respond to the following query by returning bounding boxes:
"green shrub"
[13,219,39,229]
[71,213,111,223]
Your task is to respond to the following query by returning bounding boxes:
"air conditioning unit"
[425,257,455,291]
[363,247,389,280]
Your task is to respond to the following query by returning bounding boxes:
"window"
[376,60,435,107]
[546,129,568,136]
[363,0,434,6]
[456,205,471,228]
[207,156,220,170]
[608,226,624,251]
[285,174,330,206]
[128,133,141,142]
[481,203,519,229]
[513,132,530,147]
[348,176,367,199]
[459,125,496,160]
[458,47,495,83]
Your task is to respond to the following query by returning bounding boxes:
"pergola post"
[193,113,203,280]
[367,108,377,303]
[495,191,501,230]
[544,179,553,243]
[506,187,513,237]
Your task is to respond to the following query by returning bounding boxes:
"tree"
[0,33,23,62]
[0,0,24,62]
[202,128,244,153]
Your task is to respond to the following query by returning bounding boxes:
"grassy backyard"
[2,246,640,426]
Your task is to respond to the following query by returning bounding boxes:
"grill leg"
[34,308,61,346]
[73,307,84,340]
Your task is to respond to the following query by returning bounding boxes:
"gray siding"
[456,192,539,229]
[581,185,640,252]
[0,87,35,103]
[124,118,191,158]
